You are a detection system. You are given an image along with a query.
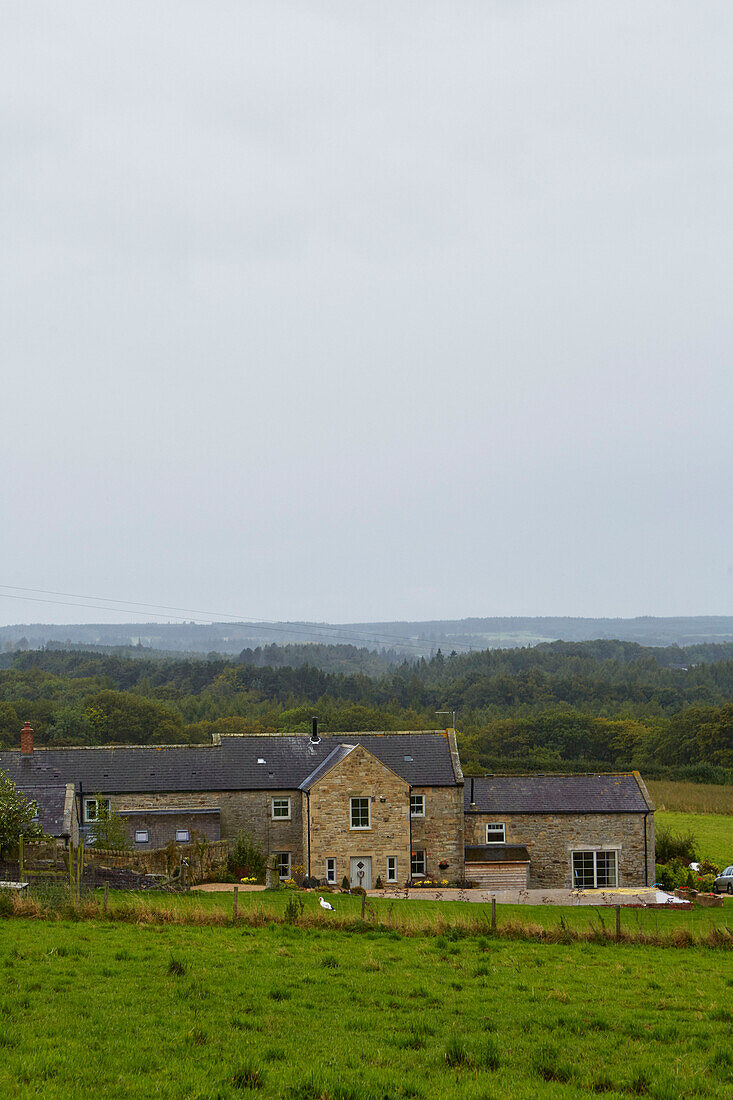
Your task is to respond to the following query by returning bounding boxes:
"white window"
[175,829,190,843]
[350,797,370,830]
[386,857,397,884]
[326,858,336,884]
[572,850,618,889]
[134,829,149,844]
[485,822,506,844]
[410,794,425,817]
[411,850,426,877]
[272,798,291,820]
[276,852,291,880]
[83,797,110,823]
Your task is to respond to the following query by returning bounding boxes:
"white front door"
[350,856,372,890]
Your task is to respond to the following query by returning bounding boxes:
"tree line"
[0,641,732,778]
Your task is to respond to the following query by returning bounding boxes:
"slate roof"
[15,784,72,836]
[0,732,459,794]
[298,744,356,790]
[465,774,651,814]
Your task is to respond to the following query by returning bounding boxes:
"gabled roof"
[465,774,652,814]
[299,744,356,790]
[299,742,411,791]
[0,732,459,794]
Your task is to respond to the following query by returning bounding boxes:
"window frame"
[271,797,291,821]
[83,797,110,823]
[134,829,149,844]
[326,858,336,885]
[175,828,190,843]
[571,849,619,889]
[386,856,397,884]
[410,794,425,818]
[350,797,371,830]
[276,852,291,880]
[411,850,426,878]
[485,822,506,845]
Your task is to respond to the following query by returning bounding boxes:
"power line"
[0,584,476,653]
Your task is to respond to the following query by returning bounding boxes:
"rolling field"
[646,781,733,817]
[654,811,732,868]
[1,917,733,1100]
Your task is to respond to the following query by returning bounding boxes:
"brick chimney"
[20,722,34,755]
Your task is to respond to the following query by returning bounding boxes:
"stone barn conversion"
[0,722,655,889]
[464,773,655,890]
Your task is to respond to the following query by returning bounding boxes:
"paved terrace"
[194,884,686,906]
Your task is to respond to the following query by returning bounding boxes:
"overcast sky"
[2,2,732,628]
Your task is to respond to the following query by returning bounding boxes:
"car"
[713,866,733,894]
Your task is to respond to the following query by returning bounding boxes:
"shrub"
[86,796,130,850]
[0,768,45,857]
[284,894,304,924]
[655,858,696,891]
[655,826,696,864]
[341,876,350,890]
[227,834,266,882]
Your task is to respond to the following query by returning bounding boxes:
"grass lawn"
[655,811,733,868]
[1,917,733,1099]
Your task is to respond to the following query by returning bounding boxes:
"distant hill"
[3,615,733,658]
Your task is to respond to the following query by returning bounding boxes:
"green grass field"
[1,917,732,1099]
[654,811,733,867]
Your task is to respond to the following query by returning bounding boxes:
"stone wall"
[410,785,465,881]
[307,745,411,887]
[83,838,230,881]
[464,812,654,888]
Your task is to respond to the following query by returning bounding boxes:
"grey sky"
[2,2,732,627]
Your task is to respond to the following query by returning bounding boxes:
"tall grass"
[3,888,732,949]
[647,780,733,815]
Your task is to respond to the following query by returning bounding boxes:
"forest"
[1,640,732,780]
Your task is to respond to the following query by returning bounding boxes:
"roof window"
[404,755,413,762]
[257,758,266,765]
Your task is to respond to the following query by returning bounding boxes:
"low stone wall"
[83,839,230,882]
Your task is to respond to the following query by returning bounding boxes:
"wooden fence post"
[233,885,239,921]
[18,835,24,880]
[491,896,497,931]
[104,881,109,912]
[615,905,621,941]
[361,891,366,920]
[77,839,84,902]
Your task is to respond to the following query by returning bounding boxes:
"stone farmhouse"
[1,722,655,890]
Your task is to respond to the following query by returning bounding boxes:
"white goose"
[319,896,335,911]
